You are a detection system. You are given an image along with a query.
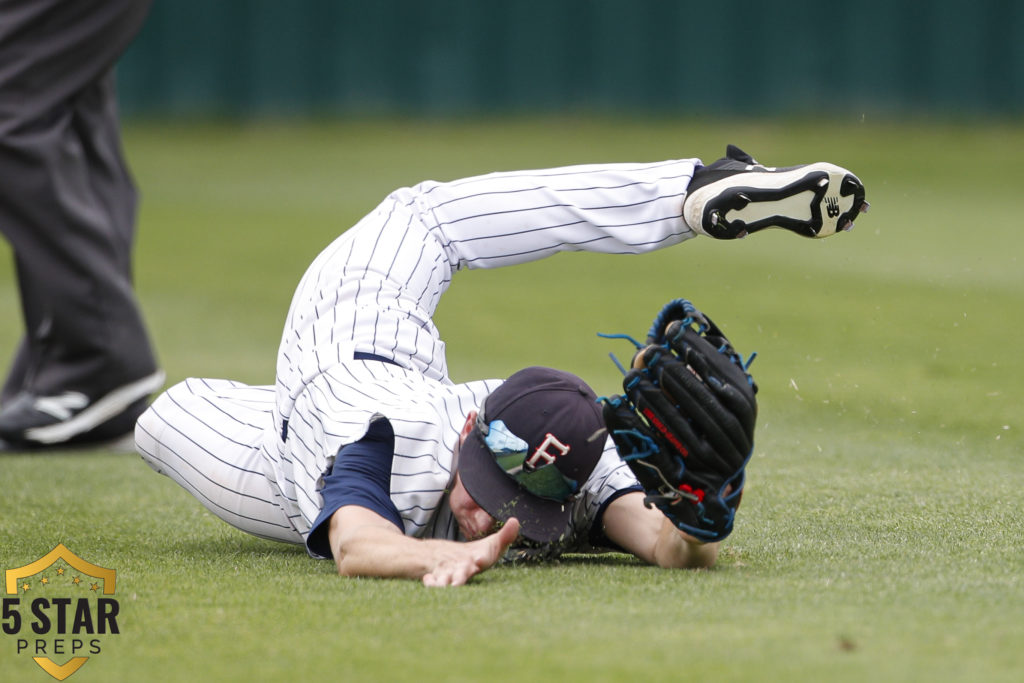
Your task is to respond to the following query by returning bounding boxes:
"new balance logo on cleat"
[825,196,840,218]
[683,145,869,239]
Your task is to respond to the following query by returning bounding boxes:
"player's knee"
[133,380,192,465]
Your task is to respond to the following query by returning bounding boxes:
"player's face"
[449,473,498,540]
[450,411,501,540]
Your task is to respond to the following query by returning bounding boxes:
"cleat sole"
[685,163,867,239]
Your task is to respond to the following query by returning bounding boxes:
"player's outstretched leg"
[683,145,869,239]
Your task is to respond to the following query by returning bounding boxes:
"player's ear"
[460,411,477,442]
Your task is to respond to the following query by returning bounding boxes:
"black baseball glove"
[601,299,758,542]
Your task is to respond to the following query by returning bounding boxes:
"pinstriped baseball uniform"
[136,158,700,555]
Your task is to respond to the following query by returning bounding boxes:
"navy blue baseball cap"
[457,366,608,543]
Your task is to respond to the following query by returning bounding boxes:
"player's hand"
[422,518,521,587]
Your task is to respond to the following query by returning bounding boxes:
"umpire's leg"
[0,0,162,446]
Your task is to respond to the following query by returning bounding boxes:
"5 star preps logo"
[3,545,120,680]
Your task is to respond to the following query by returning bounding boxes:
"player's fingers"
[422,571,448,587]
[478,518,521,569]
[426,519,522,588]
[449,565,474,587]
[631,344,664,370]
[423,560,471,587]
[497,517,521,548]
[423,551,472,587]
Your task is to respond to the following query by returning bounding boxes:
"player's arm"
[306,418,519,586]
[600,491,719,569]
[327,506,520,586]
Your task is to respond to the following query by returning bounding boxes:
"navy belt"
[354,351,401,367]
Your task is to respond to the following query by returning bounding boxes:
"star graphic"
[72,576,82,586]
[21,582,30,593]
[57,567,65,576]
[90,583,100,592]
[40,577,49,585]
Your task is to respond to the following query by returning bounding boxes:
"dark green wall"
[117,0,1024,117]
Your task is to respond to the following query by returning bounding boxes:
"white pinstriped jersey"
[136,158,701,554]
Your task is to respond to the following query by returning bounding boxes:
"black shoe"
[684,145,869,239]
[0,370,165,449]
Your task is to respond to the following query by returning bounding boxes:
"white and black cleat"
[684,145,869,239]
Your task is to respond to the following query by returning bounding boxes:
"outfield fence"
[119,0,1024,117]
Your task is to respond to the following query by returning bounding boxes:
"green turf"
[1,117,1022,682]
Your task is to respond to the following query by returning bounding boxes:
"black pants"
[0,0,158,401]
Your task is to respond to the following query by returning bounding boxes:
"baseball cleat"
[683,145,869,239]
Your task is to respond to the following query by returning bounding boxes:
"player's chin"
[459,520,500,542]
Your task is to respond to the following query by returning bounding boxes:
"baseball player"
[136,146,868,586]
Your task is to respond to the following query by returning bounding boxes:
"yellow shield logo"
[3,544,119,680]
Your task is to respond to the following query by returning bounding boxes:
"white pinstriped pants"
[137,379,301,542]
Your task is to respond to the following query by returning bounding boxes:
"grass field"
[1,116,1022,682]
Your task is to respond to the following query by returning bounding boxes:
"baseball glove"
[600,299,758,542]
